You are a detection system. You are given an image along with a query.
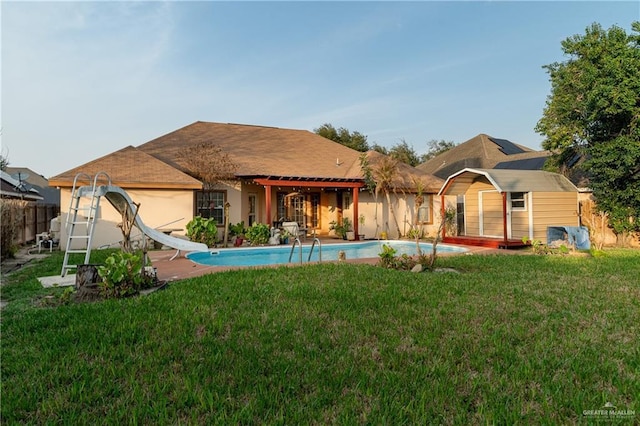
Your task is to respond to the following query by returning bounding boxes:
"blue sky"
[2,1,638,178]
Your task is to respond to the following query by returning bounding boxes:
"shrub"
[246,223,270,245]
[97,252,155,298]
[229,221,246,237]
[0,199,26,259]
[186,216,218,247]
[378,243,433,271]
[329,217,352,239]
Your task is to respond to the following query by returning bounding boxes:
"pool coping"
[147,240,515,282]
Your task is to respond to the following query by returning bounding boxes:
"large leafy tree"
[420,139,457,163]
[388,139,420,167]
[535,22,640,243]
[314,123,370,152]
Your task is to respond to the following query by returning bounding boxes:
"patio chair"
[281,221,306,241]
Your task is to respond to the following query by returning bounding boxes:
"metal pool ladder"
[288,237,322,264]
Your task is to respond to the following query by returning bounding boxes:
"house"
[1,170,44,202]
[1,169,58,249]
[5,167,61,207]
[418,134,550,179]
[438,168,580,248]
[49,121,443,249]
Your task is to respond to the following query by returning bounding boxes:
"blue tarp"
[547,226,591,250]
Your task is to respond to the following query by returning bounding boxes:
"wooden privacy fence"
[1,199,59,248]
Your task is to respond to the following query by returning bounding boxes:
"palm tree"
[373,156,402,238]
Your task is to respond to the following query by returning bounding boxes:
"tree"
[179,142,238,191]
[420,139,457,163]
[388,139,420,167]
[535,22,640,244]
[0,149,8,171]
[373,156,402,238]
[370,143,388,155]
[314,123,370,152]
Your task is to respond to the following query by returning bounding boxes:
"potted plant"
[344,217,355,240]
[358,214,366,240]
[229,221,246,246]
[279,229,291,244]
[330,217,353,240]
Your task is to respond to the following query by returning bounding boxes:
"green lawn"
[1,249,639,424]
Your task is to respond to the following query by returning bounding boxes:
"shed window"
[510,192,527,210]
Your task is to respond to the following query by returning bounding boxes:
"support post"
[353,186,359,240]
[265,185,272,225]
[502,192,508,245]
[441,195,446,241]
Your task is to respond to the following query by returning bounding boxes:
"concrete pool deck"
[147,239,520,282]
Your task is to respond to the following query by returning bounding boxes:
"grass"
[1,249,639,424]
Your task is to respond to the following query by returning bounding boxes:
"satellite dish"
[11,172,30,182]
[17,183,34,192]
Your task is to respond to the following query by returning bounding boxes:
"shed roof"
[438,168,578,195]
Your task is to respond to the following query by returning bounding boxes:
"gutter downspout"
[441,194,446,241]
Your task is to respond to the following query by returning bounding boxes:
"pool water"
[186,240,467,267]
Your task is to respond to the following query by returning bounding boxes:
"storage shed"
[438,168,580,248]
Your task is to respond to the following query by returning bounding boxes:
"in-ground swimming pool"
[186,240,467,267]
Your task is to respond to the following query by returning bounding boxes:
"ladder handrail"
[64,173,93,235]
[308,237,322,262]
[61,172,112,276]
[92,171,112,188]
[288,238,303,264]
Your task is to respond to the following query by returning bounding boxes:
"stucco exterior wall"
[59,187,196,250]
[353,191,442,239]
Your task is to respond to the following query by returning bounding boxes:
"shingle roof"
[439,168,578,195]
[347,150,444,193]
[137,121,364,180]
[49,146,202,189]
[1,170,44,201]
[417,134,550,179]
[50,121,443,192]
[5,167,60,205]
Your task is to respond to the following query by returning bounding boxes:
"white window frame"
[509,192,527,211]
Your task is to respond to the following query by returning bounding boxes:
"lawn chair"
[281,222,306,242]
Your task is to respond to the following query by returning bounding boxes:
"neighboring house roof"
[5,167,60,205]
[493,156,549,170]
[137,121,364,181]
[439,168,579,196]
[0,170,44,201]
[49,146,203,189]
[418,134,550,179]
